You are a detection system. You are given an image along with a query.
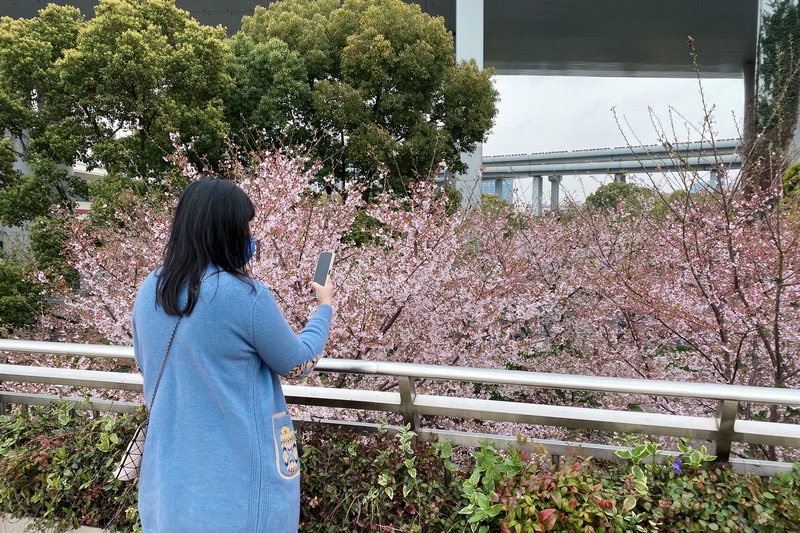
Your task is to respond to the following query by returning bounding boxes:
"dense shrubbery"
[463,441,800,533]
[298,423,468,532]
[0,403,143,532]
[2,403,800,532]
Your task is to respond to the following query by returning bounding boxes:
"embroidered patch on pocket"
[273,412,299,479]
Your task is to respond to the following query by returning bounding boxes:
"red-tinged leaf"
[539,508,557,530]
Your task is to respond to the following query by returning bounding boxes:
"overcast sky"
[481,75,745,203]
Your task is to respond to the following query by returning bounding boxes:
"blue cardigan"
[132,267,332,533]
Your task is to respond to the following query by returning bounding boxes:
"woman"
[132,177,333,532]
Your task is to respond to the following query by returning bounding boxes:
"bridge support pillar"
[709,168,719,190]
[455,0,484,208]
[530,175,543,215]
[743,60,756,154]
[548,174,562,209]
[495,178,503,198]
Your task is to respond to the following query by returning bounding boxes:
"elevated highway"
[476,138,742,210]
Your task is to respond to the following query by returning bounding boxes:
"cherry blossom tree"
[9,132,799,458]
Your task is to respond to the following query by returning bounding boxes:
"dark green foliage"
[298,423,468,532]
[0,216,78,332]
[747,0,800,192]
[440,183,463,216]
[0,136,88,229]
[757,0,800,148]
[464,441,800,533]
[0,403,144,532]
[0,0,231,224]
[584,181,653,213]
[0,258,46,330]
[28,215,79,289]
[0,4,88,225]
[226,0,498,196]
[784,160,800,197]
[3,406,799,533]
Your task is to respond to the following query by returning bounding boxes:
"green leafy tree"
[227,0,498,195]
[0,258,46,331]
[0,0,233,226]
[584,181,653,212]
[0,4,88,225]
[747,0,800,193]
[58,0,233,177]
[28,216,79,288]
[783,160,800,205]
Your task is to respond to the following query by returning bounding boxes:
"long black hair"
[156,177,256,317]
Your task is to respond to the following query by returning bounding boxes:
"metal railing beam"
[715,400,739,461]
[283,385,401,413]
[3,339,800,465]
[4,340,799,407]
[413,394,720,440]
[0,392,142,414]
[0,339,134,360]
[0,364,142,391]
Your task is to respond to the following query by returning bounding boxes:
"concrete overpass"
[480,138,742,212]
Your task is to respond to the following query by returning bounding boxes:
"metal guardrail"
[2,339,799,476]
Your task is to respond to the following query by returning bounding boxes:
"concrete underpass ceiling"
[3,0,759,79]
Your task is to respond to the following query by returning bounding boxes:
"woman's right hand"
[310,281,333,306]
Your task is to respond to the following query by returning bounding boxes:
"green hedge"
[2,403,799,532]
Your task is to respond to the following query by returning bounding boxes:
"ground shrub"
[0,402,143,532]
[298,423,469,532]
[1,404,799,532]
[461,441,800,533]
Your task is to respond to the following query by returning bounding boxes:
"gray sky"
[482,75,745,203]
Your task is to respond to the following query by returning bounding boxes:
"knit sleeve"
[251,287,333,380]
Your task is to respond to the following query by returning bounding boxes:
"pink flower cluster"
[19,142,800,450]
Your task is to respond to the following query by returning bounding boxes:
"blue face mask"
[245,236,256,264]
[236,236,256,268]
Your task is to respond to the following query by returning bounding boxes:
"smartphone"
[310,251,335,298]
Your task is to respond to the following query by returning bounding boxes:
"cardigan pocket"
[273,412,300,479]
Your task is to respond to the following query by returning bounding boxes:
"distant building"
[0,223,29,255]
[482,180,514,202]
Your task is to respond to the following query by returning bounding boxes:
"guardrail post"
[714,400,738,462]
[398,376,420,432]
